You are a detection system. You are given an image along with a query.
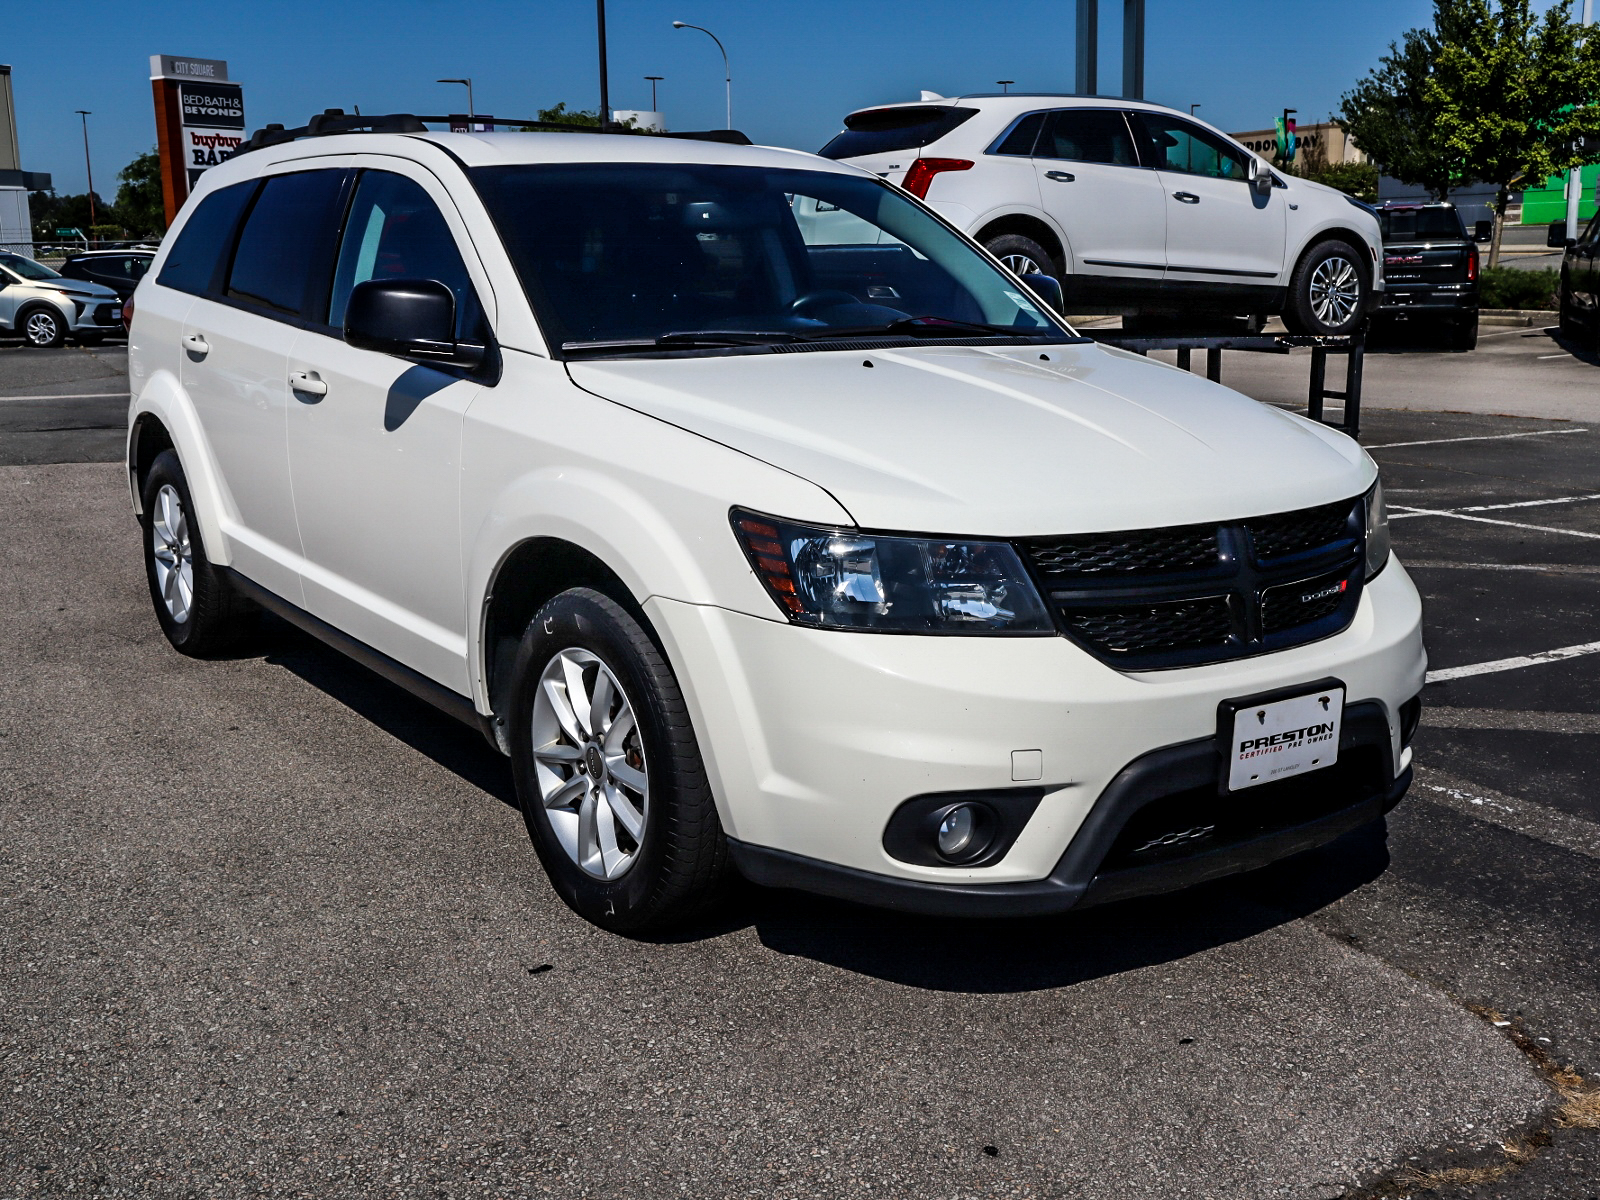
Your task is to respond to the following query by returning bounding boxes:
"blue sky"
[9,0,1451,197]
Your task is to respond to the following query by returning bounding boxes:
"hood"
[568,342,1372,536]
[35,278,120,301]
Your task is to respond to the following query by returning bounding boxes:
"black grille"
[1262,571,1353,634]
[1065,597,1233,656]
[1024,524,1218,579]
[1246,500,1355,560]
[1021,495,1365,670]
[93,303,119,326]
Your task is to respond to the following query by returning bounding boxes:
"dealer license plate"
[1225,685,1344,791]
[111,307,122,321]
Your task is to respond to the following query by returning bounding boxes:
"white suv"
[821,94,1383,335]
[127,115,1423,932]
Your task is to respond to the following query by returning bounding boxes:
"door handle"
[183,333,210,356]
[1173,191,1201,204]
[1044,170,1076,182]
[288,370,327,397]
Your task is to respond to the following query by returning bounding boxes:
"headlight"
[732,509,1053,634]
[1364,478,1390,580]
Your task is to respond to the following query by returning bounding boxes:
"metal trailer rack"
[1087,325,1368,439]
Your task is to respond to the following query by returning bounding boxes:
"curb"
[1479,309,1558,327]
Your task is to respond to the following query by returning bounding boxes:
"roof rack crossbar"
[233,112,751,157]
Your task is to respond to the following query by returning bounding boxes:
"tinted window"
[1132,114,1249,180]
[328,171,480,337]
[157,181,255,295]
[817,106,978,159]
[1377,207,1467,242]
[1038,110,1138,165]
[1,252,65,281]
[226,170,347,316]
[992,112,1046,157]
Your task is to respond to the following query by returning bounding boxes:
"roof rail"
[234,110,751,156]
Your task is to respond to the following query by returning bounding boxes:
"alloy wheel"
[150,483,195,624]
[1000,253,1044,277]
[25,311,60,347]
[530,647,649,880]
[1308,256,1360,327]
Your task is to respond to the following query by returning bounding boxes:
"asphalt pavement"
[2,330,1599,1199]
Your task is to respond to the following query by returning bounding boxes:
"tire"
[1559,288,1582,340]
[983,233,1059,282]
[140,449,255,656]
[507,587,729,933]
[1443,314,1478,351]
[19,305,66,348]
[1282,240,1369,336]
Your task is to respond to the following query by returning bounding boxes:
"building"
[1228,121,1366,170]
[0,64,53,255]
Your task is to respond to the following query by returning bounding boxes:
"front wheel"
[1282,240,1369,336]
[140,450,255,655]
[20,305,66,348]
[508,588,729,933]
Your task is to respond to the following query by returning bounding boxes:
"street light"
[75,110,96,239]
[1567,0,1594,240]
[672,21,731,129]
[997,80,1014,93]
[645,75,664,111]
[437,78,474,121]
[1190,103,1201,116]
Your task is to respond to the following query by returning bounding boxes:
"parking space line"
[1366,428,1588,449]
[1459,493,1600,513]
[1426,640,1600,683]
[1414,765,1600,861]
[1424,706,1600,734]
[0,392,131,403]
[1404,559,1600,576]
[1388,506,1600,539]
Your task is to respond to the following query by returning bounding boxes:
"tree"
[28,190,108,243]
[1339,23,1465,201]
[1291,160,1381,203]
[114,148,165,236]
[1426,0,1600,266]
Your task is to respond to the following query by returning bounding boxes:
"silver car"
[0,251,123,347]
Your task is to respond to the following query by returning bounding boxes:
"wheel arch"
[128,412,176,514]
[125,372,233,565]
[1290,227,1378,292]
[974,213,1069,276]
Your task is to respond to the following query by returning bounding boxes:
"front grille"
[93,303,119,326]
[1246,500,1353,559]
[1024,524,1218,578]
[1065,596,1232,656]
[1020,497,1364,670]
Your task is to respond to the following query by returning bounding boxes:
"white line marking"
[1403,559,1600,576]
[1537,353,1569,359]
[1460,493,1600,513]
[1388,507,1600,539]
[1413,766,1600,861]
[1366,428,1588,449]
[0,392,130,403]
[1426,640,1600,683]
[1424,707,1600,734]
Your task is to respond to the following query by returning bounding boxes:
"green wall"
[1520,163,1598,224]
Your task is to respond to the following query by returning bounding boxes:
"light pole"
[645,76,664,111]
[997,79,1014,93]
[437,78,474,121]
[1190,103,1200,116]
[672,21,731,129]
[1567,0,1593,241]
[75,110,96,239]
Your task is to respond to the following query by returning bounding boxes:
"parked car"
[127,115,1424,933]
[1552,211,1600,350]
[819,93,1384,336]
[0,251,123,346]
[1374,202,1479,350]
[59,248,157,302]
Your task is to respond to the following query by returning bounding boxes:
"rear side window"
[156,181,255,296]
[226,170,348,316]
[1038,110,1139,166]
[817,106,978,159]
[327,170,481,337]
[1378,207,1467,241]
[991,112,1047,157]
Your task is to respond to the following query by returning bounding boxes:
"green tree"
[1339,22,1465,201]
[28,191,108,244]
[1426,0,1600,266]
[521,102,603,131]
[113,148,165,236]
[1291,159,1381,203]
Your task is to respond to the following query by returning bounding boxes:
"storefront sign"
[150,55,246,225]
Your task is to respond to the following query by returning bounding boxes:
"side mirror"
[1020,272,1064,315]
[1474,220,1492,242]
[1247,158,1273,196]
[1547,221,1573,249]
[344,277,485,369]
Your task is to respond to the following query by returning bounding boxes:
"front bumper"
[645,560,1425,907]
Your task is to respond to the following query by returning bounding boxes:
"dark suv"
[58,250,156,302]
[1553,212,1599,350]
[1376,202,1479,350]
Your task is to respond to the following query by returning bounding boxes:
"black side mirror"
[344,277,485,369]
[1475,220,1492,242]
[1020,272,1065,315]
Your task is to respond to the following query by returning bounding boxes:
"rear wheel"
[983,233,1058,282]
[140,450,255,655]
[1443,314,1478,351]
[508,588,729,933]
[19,305,66,348]
[1283,240,1369,336]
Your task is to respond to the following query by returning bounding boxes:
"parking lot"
[3,330,1599,1198]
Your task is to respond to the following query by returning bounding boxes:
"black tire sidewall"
[983,233,1060,282]
[507,588,713,932]
[20,305,65,348]
[1286,240,1368,336]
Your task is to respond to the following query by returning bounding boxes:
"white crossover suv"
[126,114,1423,932]
[821,94,1384,335]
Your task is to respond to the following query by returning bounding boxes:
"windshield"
[0,253,63,281]
[469,163,1068,354]
[1378,207,1465,242]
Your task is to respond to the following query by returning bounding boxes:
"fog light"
[936,805,977,859]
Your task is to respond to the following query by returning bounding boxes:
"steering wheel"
[790,290,860,316]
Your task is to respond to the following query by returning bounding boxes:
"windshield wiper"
[798,315,1050,340]
[563,330,803,354]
